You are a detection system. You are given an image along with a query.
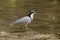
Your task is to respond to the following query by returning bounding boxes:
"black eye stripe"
[31,12,34,13]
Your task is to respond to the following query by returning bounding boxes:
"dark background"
[0,0,60,33]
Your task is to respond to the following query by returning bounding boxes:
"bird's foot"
[26,28,32,31]
[20,28,26,32]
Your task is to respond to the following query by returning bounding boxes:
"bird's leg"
[25,23,32,31]
[25,24,28,30]
[20,25,25,32]
[20,26,23,31]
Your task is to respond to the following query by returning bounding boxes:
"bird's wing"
[10,16,31,26]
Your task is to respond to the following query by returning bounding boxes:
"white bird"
[10,10,36,30]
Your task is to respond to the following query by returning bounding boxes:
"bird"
[10,10,36,31]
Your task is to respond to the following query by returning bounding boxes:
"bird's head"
[29,10,36,14]
[27,10,36,17]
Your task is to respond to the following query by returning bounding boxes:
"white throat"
[30,13,34,20]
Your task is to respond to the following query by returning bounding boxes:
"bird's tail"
[10,21,15,26]
[10,21,18,26]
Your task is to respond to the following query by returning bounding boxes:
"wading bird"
[10,10,36,31]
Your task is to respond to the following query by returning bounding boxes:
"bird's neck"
[27,13,34,20]
[30,14,34,20]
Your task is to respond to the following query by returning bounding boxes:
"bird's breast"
[30,14,34,20]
